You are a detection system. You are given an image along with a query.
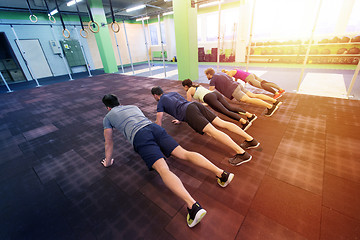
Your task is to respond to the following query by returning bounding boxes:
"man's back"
[210,72,238,99]
[157,92,191,121]
[103,105,152,144]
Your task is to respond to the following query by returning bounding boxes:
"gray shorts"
[232,84,249,101]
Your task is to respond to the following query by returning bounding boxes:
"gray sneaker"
[241,120,252,131]
[265,104,279,117]
[228,152,252,166]
[247,114,257,124]
[240,139,260,149]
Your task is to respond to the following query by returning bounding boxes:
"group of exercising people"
[101,67,285,228]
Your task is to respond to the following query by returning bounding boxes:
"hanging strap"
[109,0,119,33]
[85,0,100,33]
[75,2,88,38]
[43,0,56,23]
[25,0,38,23]
[54,0,70,38]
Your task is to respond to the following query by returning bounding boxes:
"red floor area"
[0,74,359,239]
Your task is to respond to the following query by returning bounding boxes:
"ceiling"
[0,0,176,20]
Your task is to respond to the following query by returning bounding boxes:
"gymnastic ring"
[88,21,100,33]
[49,15,56,23]
[80,28,88,38]
[62,28,70,38]
[29,14,38,23]
[111,21,120,33]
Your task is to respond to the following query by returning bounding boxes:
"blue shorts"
[133,123,179,170]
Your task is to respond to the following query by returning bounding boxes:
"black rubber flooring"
[0,73,360,239]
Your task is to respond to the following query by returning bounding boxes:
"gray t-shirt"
[103,105,152,145]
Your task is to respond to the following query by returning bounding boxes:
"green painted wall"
[173,0,199,80]
[88,0,117,73]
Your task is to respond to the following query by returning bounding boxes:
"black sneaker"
[228,152,252,166]
[187,202,207,228]
[265,103,280,117]
[241,120,252,131]
[240,139,260,149]
[217,171,234,188]
[247,114,257,124]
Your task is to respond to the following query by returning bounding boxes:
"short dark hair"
[151,86,163,95]
[102,94,120,108]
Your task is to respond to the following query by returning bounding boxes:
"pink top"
[233,69,251,82]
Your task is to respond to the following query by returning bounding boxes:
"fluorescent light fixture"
[163,11,173,16]
[126,4,146,12]
[136,16,150,21]
[67,0,82,7]
[199,0,224,8]
[50,9,58,15]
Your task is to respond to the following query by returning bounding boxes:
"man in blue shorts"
[101,94,234,228]
[150,87,260,166]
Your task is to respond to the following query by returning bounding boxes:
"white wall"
[0,19,93,80]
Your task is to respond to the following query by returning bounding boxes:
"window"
[160,23,166,44]
[149,24,158,45]
[346,0,360,33]
[253,0,315,40]
[315,0,343,35]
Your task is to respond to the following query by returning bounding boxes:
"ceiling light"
[199,0,224,8]
[126,4,146,12]
[50,9,58,15]
[136,16,150,21]
[163,11,173,16]
[67,0,82,7]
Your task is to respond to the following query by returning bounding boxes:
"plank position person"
[181,78,257,131]
[205,68,282,117]
[151,86,260,166]
[222,68,285,99]
[101,94,235,228]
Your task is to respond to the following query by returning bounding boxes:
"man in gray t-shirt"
[101,94,235,228]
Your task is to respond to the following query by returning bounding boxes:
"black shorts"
[185,102,216,134]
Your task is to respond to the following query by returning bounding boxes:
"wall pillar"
[173,0,199,80]
[88,0,118,73]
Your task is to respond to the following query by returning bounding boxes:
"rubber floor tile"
[326,121,360,139]
[320,206,360,240]
[22,124,59,141]
[200,170,262,216]
[165,190,245,240]
[237,209,307,240]
[268,151,323,195]
[91,191,173,240]
[252,175,321,240]
[323,173,360,221]
[277,135,325,165]
[106,160,157,195]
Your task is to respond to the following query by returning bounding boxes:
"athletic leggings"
[203,91,246,121]
[245,74,280,94]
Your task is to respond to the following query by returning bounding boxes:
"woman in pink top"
[222,69,285,99]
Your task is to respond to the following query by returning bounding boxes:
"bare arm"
[155,112,164,126]
[209,86,215,91]
[226,70,237,77]
[102,128,114,167]
[186,88,193,102]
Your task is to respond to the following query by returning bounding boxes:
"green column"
[173,0,199,80]
[88,0,118,73]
